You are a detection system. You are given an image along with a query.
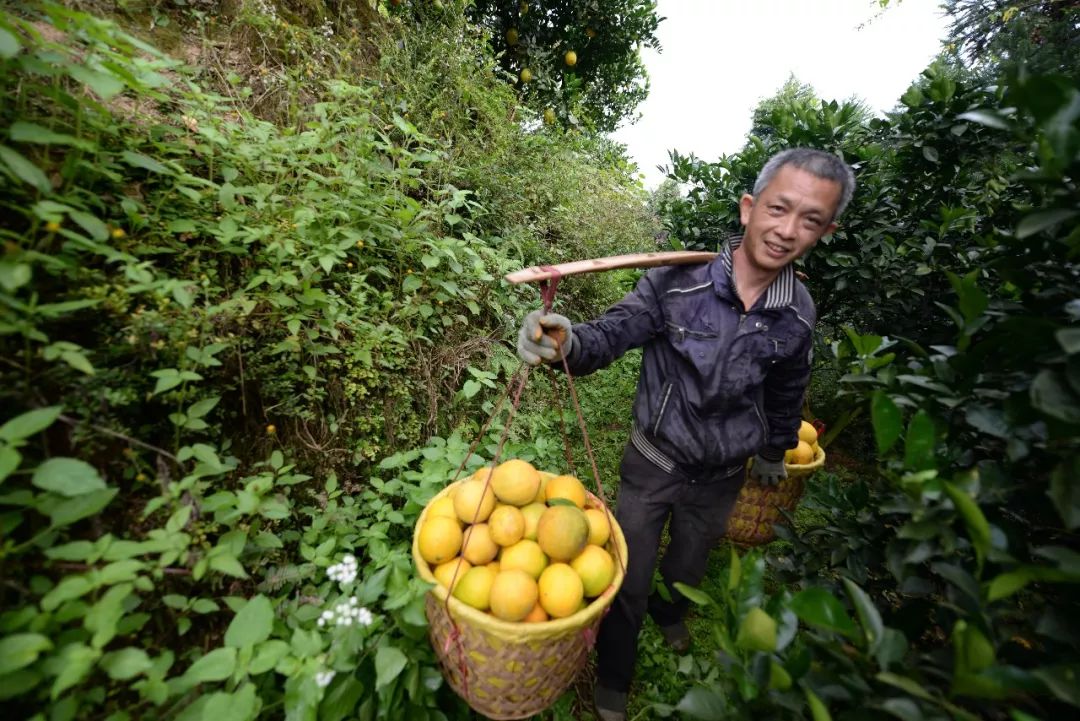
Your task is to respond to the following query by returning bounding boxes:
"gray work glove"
[749,453,787,487]
[517,310,573,366]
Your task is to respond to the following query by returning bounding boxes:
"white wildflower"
[317,595,376,629]
[315,669,336,688]
[327,554,358,585]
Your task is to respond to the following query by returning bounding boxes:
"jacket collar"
[713,235,797,310]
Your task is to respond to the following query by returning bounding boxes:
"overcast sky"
[610,0,951,188]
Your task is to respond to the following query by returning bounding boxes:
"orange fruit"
[489,505,525,546]
[490,459,541,506]
[570,545,615,597]
[499,539,548,579]
[545,475,587,508]
[489,569,539,622]
[536,505,589,562]
[584,508,611,546]
[454,479,496,523]
[538,563,584,619]
[418,515,463,565]
[461,524,499,565]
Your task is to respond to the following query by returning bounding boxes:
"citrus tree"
[465,0,662,131]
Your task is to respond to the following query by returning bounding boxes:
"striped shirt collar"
[716,235,797,310]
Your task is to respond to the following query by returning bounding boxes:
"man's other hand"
[749,454,787,487]
[517,310,573,365]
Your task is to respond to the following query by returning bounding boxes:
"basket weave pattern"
[412,482,628,720]
[725,447,825,547]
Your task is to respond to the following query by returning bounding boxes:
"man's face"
[738,165,841,273]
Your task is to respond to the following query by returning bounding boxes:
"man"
[516,148,854,721]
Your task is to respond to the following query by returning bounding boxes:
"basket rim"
[412,478,628,642]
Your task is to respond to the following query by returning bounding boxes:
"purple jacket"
[562,238,814,478]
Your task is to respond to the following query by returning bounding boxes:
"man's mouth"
[764,241,790,256]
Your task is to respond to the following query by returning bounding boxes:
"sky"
[610,0,952,189]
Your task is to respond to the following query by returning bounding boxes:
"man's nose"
[777,214,798,239]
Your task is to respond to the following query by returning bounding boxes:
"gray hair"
[752,148,856,219]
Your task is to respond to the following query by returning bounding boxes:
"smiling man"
[516,148,855,721]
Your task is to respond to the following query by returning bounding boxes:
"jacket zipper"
[653,382,673,436]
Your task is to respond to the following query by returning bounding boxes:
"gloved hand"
[749,453,787,487]
[517,310,573,366]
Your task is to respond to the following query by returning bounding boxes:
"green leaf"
[0,446,22,483]
[121,151,169,174]
[32,457,107,497]
[183,647,237,684]
[0,634,53,675]
[871,391,902,455]
[904,410,936,472]
[1049,458,1080,530]
[0,144,50,192]
[68,64,124,101]
[728,546,741,591]
[921,146,939,163]
[187,396,220,420]
[1031,665,1080,707]
[51,643,99,699]
[69,210,109,241]
[9,121,91,150]
[48,488,118,528]
[986,568,1034,601]
[0,406,62,442]
[943,479,991,571]
[1031,370,1080,424]
[0,27,21,58]
[804,687,832,721]
[100,647,152,680]
[86,583,133,649]
[957,109,1009,130]
[374,645,408,690]
[0,260,31,291]
[209,553,248,578]
[41,575,93,610]
[1016,209,1079,240]
[224,595,274,648]
[790,587,858,638]
[402,275,422,293]
[672,581,713,606]
[674,686,726,720]
[842,578,883,649]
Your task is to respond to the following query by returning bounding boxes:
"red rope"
[442,365,532,704]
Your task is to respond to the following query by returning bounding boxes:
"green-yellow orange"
[488,504,525,546]
[499,539,548,579]
[538,563,584,619]
[537,505,589,562]
[520,502,546,541]
[453,565,497,611]
[418,515,463,565]
[570,544,615,597]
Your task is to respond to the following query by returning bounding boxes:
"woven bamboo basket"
[725,446,826,547]
[412,480,629,720]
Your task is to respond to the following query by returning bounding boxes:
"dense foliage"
[0,2,655,719]
[650,4,1080,721]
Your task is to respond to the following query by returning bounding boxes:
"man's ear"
[823,221,838,237]
[739,193,754,225]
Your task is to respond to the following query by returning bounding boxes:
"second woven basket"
[725,446,826,547]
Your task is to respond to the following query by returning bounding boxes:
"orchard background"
[0,1,1077,720]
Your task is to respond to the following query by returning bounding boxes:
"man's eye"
[768,205,784,213]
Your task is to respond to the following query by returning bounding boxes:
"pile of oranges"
[416,459,617,623]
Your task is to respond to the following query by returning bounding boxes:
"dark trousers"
[595,442,745,693]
